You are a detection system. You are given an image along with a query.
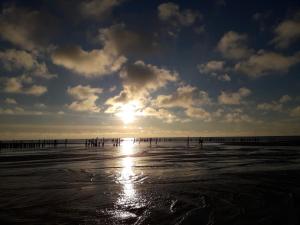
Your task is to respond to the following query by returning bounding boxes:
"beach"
[0,139,300,225]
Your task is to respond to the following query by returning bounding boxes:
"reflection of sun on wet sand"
[117,157,136,206]
[116,138,146,212]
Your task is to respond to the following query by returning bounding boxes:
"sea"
[0,138,300,225]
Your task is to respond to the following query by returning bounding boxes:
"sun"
[117,102,139,124]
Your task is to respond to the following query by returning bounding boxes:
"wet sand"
[0,139,300,225]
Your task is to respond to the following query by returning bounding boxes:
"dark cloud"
[0,5,59,51]
[158,2,202,27]
[80,0,125,19]
[99,24,160,56]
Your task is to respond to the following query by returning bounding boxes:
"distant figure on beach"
[199,137,203,149]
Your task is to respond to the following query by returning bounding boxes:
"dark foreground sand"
[0,140,300,225]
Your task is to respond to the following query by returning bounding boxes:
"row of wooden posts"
[0,137,205,150]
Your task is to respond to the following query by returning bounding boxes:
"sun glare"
[117,102,139,124]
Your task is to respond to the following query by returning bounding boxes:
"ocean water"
[0,139,300,225]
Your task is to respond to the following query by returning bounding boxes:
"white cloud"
[52,45,126,77]
[154,85,210,109]
[142,107,179,123]
[4,98,17,105]
[198,60,225,75]
[198,60,231,81]
[218,73,231,81]
[26,85,48,96]
[185,107,211,121]
[271,12,300,48]
[152,85,211,121]
[109,85,117,92]
[217,31,253,60]
[4,77,23,93]
[224,109,253,123]
[235,50,300,77]
[218,87,251,105]
[279,95,292,103]
[34,103,46,109]
[0,49,56,79]
[158,2,201,27]
[257,102,282,112]
[67,85,102,112]
[0,107,24,115]
[3,75,47,96]
[257,95,292,112]
[105,61,179,123]
[0,106,46,116]
[106,61,178,110]
[290,106,300,117]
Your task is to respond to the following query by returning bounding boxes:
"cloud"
[279,94,292,103]
[105,61,179,121]
[67,85,102,112]
[109,85,117,92]
[218,73,231,81]
[154,85,210,109]
[217,31,253,60]
[158,2,201,27]
[0,6,58,51]
[198,60,231,81]
[218,87,251,105]
[142,107,179,123]
[185,107,211,121]
[290,106,300,117]
[26,85,48,96]
[0,49,56,79]
[98,24,159,56]
[52,24,160,77]
[4,98,17,105]
[0,106,24,115]
[52,45,126,77]
[153,85,212,121]
[120,61,178,95]
[3,75,47,96]
[34,103,47,108]
[0,106,46,116]
[57,111,65,115]
[235,50,300,77]
[80,0,124,19]
[257,102,282,112]
[257,95,292,112]
[271,11,300,48]
[198,60,225,75]
[106,60,178,108]
[224,109,253,123]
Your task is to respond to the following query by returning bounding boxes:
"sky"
[0,0,300,139]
